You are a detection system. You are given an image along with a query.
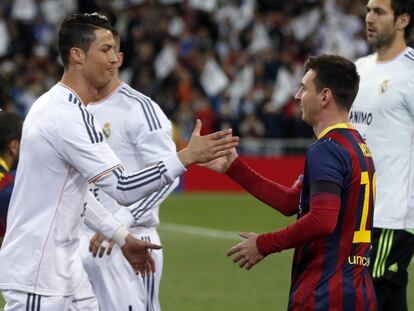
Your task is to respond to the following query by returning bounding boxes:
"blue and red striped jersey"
[289,124,376,311]
[0,159,15,238]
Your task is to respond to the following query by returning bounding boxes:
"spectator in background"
[0,111,22,245]
[0,0,370,142]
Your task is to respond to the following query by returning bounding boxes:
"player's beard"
[368,28,397,51]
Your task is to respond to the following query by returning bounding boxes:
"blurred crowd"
[0,0,369,146]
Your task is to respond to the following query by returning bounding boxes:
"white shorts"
[2,277,98,311]
[80,227,163,311]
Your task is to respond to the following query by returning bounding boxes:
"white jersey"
[0,83,184,296]
[350,47,414,229]
[86,82,179,227]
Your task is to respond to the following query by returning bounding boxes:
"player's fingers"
[209,147,238,160]
[98,245,106,258]
[89,234,100,254]
[207,128,233,140]
[211,140,239,154]
[231,253,244,263]
[149,255,156,273]
[227,244,241,257]
[238,258,248,268]
[245,262,254,270]
[209,136,239,150]
[106,241,115,256]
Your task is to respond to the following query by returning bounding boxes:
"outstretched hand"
[120,234,162,275]
[178,119,239,167]
[227,232,264,270]
[200,147,238,173]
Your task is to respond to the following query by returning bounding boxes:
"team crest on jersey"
[102,122,111,138]
[379,80,389,94]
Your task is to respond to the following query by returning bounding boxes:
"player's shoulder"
[400,47,414,71]
[355,53,376,70]
[117,83,157,107]
[117,83,169,130]
[308,134,351,163]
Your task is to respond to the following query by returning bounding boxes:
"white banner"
[189,0,217,12]
[227,65,254,100]
[154,45,177,79]
[249,22,272,54]
[200,58,229,97]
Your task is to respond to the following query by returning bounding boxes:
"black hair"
[304,54,360,111]
[391,0,414,42]
[58,12,112,67]
[0,111,23,154]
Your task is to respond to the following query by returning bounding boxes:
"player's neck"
[376,37,407,62]
[60,71,98,105]
[313,113,350,139]
[96,77,122,102]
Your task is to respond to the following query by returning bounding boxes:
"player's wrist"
[112,226,129,247]
[177,148,194,167]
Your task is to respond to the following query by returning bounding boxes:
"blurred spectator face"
[294,69,320,126]
[365,0,398,49]
[82,29,118,89]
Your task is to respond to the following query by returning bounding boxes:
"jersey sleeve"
[128,99,177,164]
[56,109,122,182]
[306,140,350,187]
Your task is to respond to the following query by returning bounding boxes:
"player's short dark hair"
[0,111,23,154]
[58,12,112,67]
[391,0,414,43]
[304,54,360,112]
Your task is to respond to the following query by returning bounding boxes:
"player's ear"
[116,52,124,68]
[320,88,332,107]
[70,47,85,65]
[396,13,410,31]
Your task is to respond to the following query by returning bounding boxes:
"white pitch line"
[159,222,240,240]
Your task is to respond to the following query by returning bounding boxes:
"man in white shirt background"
[350,0,414,310]
[0,12,238,311]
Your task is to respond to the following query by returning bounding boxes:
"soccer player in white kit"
[350,1,414,310]
[0,13,238,311]
[80,31,178,311]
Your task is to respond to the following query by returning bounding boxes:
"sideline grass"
[1,192,413,310]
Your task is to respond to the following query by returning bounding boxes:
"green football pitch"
[1,193,413,310]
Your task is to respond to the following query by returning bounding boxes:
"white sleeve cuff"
[162,153,186,180]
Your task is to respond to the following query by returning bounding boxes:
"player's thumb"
[192,119,202,137]
[239,232,249,239]
[146,242,162,250]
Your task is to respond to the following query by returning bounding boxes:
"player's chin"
[96,76,112,88]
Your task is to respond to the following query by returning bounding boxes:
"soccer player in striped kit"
[206,55,377,310]
[350,1,414,310]
[80,29,179,311]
